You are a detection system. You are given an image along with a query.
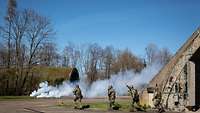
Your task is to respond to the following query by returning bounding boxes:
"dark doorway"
[190,47,200,107]
[69,68,80,82]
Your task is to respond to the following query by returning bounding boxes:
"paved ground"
[0,98,188,113]
[0,98,125,113]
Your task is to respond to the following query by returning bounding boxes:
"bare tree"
[86,43,103,84]
[145,43,173,66]
[23,10,54,92]
[0,0,55,95]
[39,42,59,66]
[0,0,17,68]
[62,42,80,68]
[76,43,90,75]
[0,43,7,66]
[103,46,114,79]
[158,48,173,65]
[7,0,17,18]
[145,43,159,65]
[0,0,17,95]
[111,49,144,74]
[3,9,54,95]
[6,0,16,68]
[1,7,29,95]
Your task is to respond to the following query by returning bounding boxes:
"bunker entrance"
[190,47,200,107]
[69,68,80,82]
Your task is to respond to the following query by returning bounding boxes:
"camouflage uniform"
[127,86,140,110]
[152,84,164,113]
[73,85,83,109]
[108,85,116,109]
[134,89,139,105]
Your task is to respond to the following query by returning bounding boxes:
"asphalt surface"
[0,98,191,113]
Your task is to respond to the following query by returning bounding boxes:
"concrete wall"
[188,61,195,106]
[142,28,200,111]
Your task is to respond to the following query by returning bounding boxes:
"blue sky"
[0,0,200,57]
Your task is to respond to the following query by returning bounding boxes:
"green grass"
[0,96,34,100]
[58,100,132,112]
[119,101,131,111]
[58,99,149,112]
[88,102,108,111]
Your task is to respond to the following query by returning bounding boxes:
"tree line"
[0,0,54,95]
[0,0,173,96]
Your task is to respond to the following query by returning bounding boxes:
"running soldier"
[127,85,140,111]
[108,85,116,110]
[73,85,83,109]
[152,84,164,113]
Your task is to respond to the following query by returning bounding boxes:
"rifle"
[126,85,133,92]
[126,85,133,90]
[126,85,130,88]
[127,85,135,98]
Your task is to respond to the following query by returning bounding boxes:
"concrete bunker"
[69,68,80,82]
[188,47,200,108]
[140,28,200,111]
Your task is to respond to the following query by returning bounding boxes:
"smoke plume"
[30,63,161,98]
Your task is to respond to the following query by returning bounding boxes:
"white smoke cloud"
[30,63,161,98]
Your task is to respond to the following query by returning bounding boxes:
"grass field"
[58,99,139,112]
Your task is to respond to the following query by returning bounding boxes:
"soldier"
[108,85,116,110]
[73,85,83,109]
[134,89,140,106]
[152,84,164,113]
[127,85,135,105]
[127,85,140,111]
